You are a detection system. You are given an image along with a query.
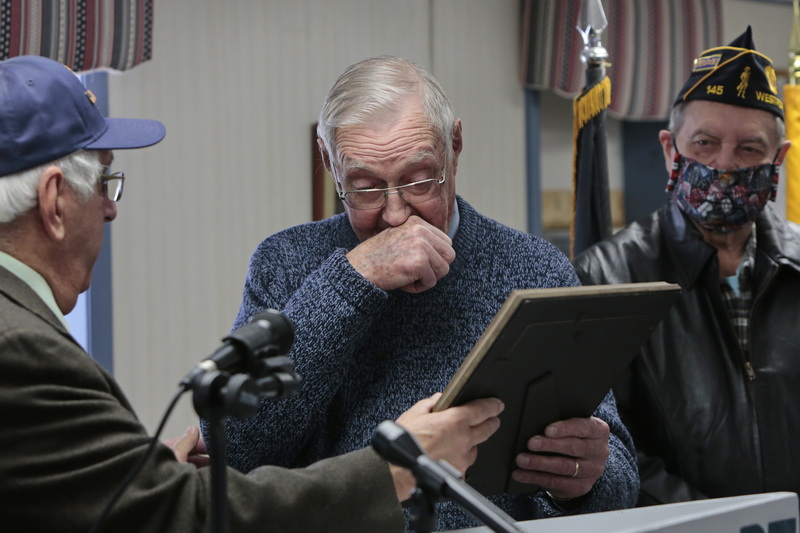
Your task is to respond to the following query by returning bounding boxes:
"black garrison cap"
[673,26,783,119]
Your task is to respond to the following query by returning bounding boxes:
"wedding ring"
[571,459,580,477]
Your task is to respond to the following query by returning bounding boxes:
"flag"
[786,0,800,224]
[785,84,800,224]
[570,74,612,258]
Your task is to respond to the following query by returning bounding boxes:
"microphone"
[180,309,295,387]
[373,421,523,533]
[372,418,429,470]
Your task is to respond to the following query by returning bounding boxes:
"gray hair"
[0,150,102,224]
[669,101,786,144]
[316,56,456,174]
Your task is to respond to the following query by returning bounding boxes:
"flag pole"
[570,0,612,258]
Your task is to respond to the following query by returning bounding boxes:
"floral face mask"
[665,151,778,234]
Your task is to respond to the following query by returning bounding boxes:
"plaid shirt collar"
[720,227,757,357]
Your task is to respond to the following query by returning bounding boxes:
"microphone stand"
[191,371,248,533]
[206,410,230,533]
[373,421,522,533]
[191,358,301,533]
[410,456,522,533]
[408,481,437,532]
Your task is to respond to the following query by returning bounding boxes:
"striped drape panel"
[521,0,722,120]
[0,0,153,72]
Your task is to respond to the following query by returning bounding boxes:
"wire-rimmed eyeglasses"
[336,168,446,210]
[101,172,125,202]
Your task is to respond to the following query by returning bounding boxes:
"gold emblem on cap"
[736,67,751,99]
[766,65,778,95]
[84,90,97,105]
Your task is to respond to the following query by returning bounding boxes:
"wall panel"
[107,0,523,438]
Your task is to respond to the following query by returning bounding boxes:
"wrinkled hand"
[164,426,211,468]
[389,394,504,501]
[512,416,609,500]
[346,216,455,293]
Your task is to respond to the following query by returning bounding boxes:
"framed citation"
[433,281,681,495]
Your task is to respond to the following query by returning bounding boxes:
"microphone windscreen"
[250,309,295,354]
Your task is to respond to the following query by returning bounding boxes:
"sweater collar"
[448,200,460,240]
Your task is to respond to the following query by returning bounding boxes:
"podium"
[445,492,798,533]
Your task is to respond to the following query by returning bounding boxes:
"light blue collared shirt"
[0,250,70,331]
[448,201,460,240]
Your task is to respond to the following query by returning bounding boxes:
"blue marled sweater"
[217,196,638,530]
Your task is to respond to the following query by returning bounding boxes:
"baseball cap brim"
[86,117,166,150]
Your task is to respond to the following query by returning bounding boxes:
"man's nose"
[104,199,117,222]
[381,190,412,226]
[711,145,740,171]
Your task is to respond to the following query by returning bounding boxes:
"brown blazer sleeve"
[0,270,404,533]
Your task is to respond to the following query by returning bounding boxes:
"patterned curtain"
[521,0,722,120]
[0,0,154,72]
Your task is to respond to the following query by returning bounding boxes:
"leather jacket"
[573,198,800,506]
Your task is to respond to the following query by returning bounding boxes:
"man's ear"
[37,166,67,241]
[658,129,675,174]
[775,139,792,166]
[451,118,463,173]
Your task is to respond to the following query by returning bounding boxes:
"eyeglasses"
[100,172,125,202]
[336,168,446,210]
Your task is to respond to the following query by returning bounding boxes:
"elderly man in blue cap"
[575,27,800,506]
[0,55,504,532]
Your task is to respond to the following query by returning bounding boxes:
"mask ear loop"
[666,136,681,193]
[769,148,780,201]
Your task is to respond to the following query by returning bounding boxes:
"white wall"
[724,0,796,217]
[106,0,796,438]
[724,1,795,69]
[107,0,526,437]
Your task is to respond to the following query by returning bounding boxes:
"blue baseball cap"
[0,55,166,177]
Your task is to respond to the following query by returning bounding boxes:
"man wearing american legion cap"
[0,55,504,531]
[574,26,800,506]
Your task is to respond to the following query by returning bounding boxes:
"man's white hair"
[0,150,102,224]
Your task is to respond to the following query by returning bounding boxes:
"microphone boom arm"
[372,421,522,533]
[413,455,522,533]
